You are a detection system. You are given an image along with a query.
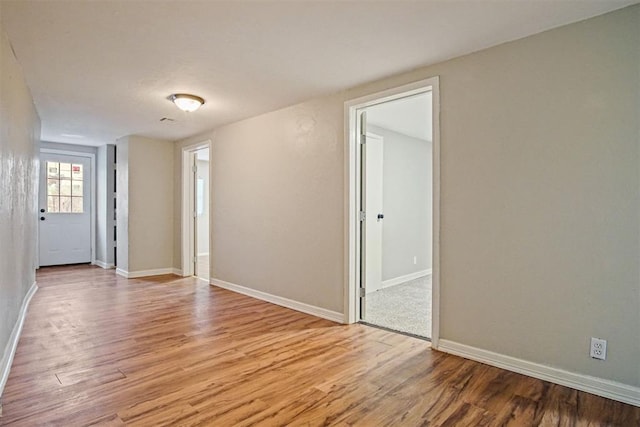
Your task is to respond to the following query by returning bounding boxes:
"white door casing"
[181,140,212,278]
[344,76,440,346]
[39,153,91,266]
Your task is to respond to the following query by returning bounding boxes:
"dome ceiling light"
[168,93,205,112]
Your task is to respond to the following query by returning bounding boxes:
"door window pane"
[60,196,72,212]
[47,196,59,212]
[47,162,59,179]
[71,197,83,213]
[59,163,71,179]
[60,180,71,196]
[46,161,85,213]
[72,181,83,197]
[72,164,83,180]
[47,179,59,196]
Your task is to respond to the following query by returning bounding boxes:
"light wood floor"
[2,266,638,426]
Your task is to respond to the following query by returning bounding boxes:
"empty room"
[1,1,639,425]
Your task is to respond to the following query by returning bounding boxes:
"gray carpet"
[364,275,431,338]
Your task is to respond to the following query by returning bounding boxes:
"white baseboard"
[1,281,38,398]
[172,268,183,276]
[94,260,115,269]
[211,278,344,324]
[115,268,179,279]
[381,269,431,289]
[437,339,640,407]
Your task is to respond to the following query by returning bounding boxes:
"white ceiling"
[2,1,636,146]
[367,92,432,141]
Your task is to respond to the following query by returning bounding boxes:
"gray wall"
[174,6,640,387]
[115,137,129,272]
[96,144,115,266]
[0,20,41,394]
[368,125,432,282]
[117,135,174,273]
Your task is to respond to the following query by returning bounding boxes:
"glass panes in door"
[47,161,84,213]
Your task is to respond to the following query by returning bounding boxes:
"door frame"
[181,140,212,278]
[343,76,441,347]
[39,148,96,268]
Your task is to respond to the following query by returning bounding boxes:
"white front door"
[39,153,91,266]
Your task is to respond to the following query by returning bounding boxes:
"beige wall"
[0,19,41,392]
[175,94,345,311]
[175,6,639,387]
[117,136,174,273]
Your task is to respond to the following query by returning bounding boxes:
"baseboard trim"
[94,260,115,269]
[172,268,183,276]
[437,339,640,407]
[1,281,38,398]
[211,278,344,324]
[381,269,431,289]
[116,268,179,279]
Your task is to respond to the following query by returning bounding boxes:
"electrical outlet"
[590,337,607,360]
[413,256,417,265]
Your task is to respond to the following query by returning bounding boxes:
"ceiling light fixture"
[168,93,205,112]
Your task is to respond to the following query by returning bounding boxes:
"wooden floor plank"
[1,265,638,426]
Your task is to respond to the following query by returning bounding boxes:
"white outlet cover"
[590,337,607,360]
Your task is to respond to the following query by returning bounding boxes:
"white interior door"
[194,148,210,280]
[39,153,91,266]
[365,133,384,294]
[359,108,384,320]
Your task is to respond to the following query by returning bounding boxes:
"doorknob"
[377,213,384,221]
[40,208,45,213]
[40,217,45,221]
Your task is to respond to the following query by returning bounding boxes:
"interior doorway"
[181,142,211,281]
[346,77,440,343]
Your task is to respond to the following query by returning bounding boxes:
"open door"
[359,110,385,319]
[356,90,433,339]
[193,147,210,280]
[181,142,211,280]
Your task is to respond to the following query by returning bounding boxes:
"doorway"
[39,151,94,266]
[181,142,211,281]
[346,77,440,343]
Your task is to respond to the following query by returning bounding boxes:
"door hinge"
[193,211,197,218]
[359,288,366,298]
[359,211,366,222]
[193,256,197,264]
[192,164,198,173]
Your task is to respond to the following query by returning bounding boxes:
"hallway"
[2,266,638,425]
